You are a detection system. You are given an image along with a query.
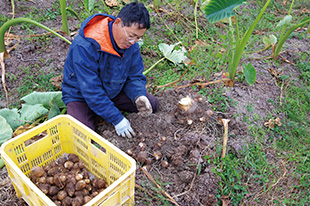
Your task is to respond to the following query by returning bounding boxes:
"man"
[62,2,159,138]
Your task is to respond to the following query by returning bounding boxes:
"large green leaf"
[20,104,48,122]
[48,99,61,120]
[204,0,247,23]
[21,91,64,109]
[243,62,256,85]
[0,116,13,145]
[0,108,21,130]
[158,42,187,65]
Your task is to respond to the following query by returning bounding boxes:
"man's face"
[113,18,146,49]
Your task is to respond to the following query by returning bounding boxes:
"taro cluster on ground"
[30,153,108,206]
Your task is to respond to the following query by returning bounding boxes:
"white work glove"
[114,117,136,138]
[135,96,152,117]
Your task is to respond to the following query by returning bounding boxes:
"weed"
[297,52,310,85]
[17,66,58,97]
[198,85,231,112]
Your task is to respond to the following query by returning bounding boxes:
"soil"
[0,0,309,206]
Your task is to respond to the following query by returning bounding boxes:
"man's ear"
[115,17,122,26]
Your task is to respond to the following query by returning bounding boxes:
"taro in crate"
[30,153,108,206]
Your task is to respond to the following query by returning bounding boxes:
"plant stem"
[143,57,165,75]
[194,0,198,39]
[59,0,70,35]
[274,18,310,60]
[0,18,71,54]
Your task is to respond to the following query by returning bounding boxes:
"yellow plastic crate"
[0,115,135,206]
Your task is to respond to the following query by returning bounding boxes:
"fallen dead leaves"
[264,117,281,129]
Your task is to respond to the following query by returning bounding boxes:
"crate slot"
[14,144,25,155]
[42,150,53,161]
[17,154,27,164]
[21,163,30,174]
[49,125,58,135]
[74,135,88,150]
[73,127,87,141]
[51,135,60,145]
[110,153,127,171]
[31,156,43,167]
[76,146,88,160]
[110,162,124,177]
[53,144,62,155]
[91,158,107,181]
[91,140,106,154]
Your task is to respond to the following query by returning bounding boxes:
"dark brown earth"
[1,0,309,205]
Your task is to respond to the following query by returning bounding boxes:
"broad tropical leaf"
[48,99,61,120]
[243,63,256,85]
[21,91,65,109]
[20,104,48,122]
[158,42,187,65]
[0,116,13,145]
[204,0,247,24]
[0,108,21,130]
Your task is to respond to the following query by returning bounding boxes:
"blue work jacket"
[62,14,147,125]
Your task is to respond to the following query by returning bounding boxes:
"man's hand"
[135,96,152,117]
[114,117,136,138]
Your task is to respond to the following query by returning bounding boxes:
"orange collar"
[84,16,120,57]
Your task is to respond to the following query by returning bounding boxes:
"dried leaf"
[275,117,281,126]
[301,7,310,14]
[264,117,281,129]
[264,119,275,129]
[50,74,63,90]
[220,195,229,206]
[224,79,234,87]
[268,68,283,78]
[105,0,119,7]
[12,124,36,137]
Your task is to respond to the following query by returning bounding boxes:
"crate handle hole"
[91,139,106,154]
[24,131,48,147]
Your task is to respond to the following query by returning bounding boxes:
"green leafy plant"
[0,92,66,145]
[203,0,272,85]
[272,0,310,60]
[143,42,188,75]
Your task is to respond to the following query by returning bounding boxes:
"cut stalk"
[219,118,230,158]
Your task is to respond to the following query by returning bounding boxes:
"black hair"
[117,2,150,29]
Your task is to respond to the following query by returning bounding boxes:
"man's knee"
[146,93,159,113]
